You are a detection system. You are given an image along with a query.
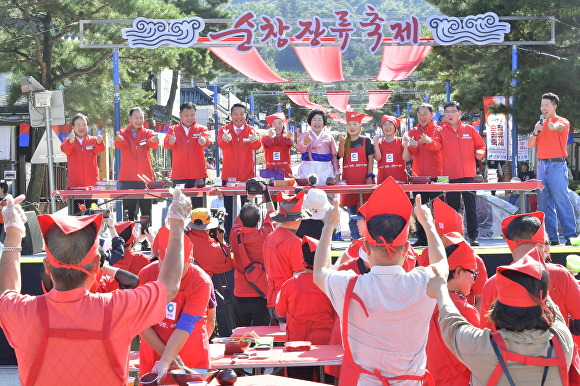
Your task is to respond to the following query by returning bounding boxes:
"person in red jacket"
[114,107,160,223]
[373,115,411,184]
[408,104,442,246]
[276,236,336,382]
[164,102,212,208]
[218,103,261,236]
[262,112,293,177]
[439,101,486,246]
[426,234,480,386]
[338,111,375,240]
[60,113,106,214]
[263,190,311,324]
[229,186,276,327]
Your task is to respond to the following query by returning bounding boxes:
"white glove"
[165,187,191,228]
[2,195,27,237]
[151,360,170,381]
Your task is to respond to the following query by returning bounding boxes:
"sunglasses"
[463,268,479,281]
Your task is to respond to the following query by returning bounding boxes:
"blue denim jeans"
[537,160,578,240]
[347,205,361,240]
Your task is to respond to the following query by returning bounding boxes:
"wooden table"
[231,326,287,343]
[210,345,343,382]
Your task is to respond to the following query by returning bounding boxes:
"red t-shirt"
[186,229,233,277]
[535,116,570,159]
[113,249,151,276]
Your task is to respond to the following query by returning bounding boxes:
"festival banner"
[483,96,508,161]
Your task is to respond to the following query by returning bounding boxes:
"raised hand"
[114,132,124,142]
[150,134,159,143]
[268,128,276,138]
[303,132,312,146]
[323,198,340,227]
[68,132,75,143]
[198,135,207,146]
[168,132,177,145]
[284,130,293,139]
[249,129,258,143]
[418,133,431,145]
[96,134,103,144]
[339,133,346,144]
[222,129,232,143]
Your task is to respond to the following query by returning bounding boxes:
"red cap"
[381,115,400,129]
[433,198,464,236]
[445,233,477,271]
[358,176,411,247]
[302,235,319,252]
[496,248,544,307]
[114,221,136,245]
[271,190,311,222]
[501,211,545,251]
[38,213,103,275]
[346,111,365,124]
[265,113,286,127]
[153,225,194,263]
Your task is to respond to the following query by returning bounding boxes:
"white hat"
[303,188,332,220]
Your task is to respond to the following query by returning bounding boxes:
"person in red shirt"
[164,102,212,208]
[407,104,442,246]
[139,230,213,384]
[338,111,375,240]
[439,101,486,246]
[60,113,106,214]
[374,115,411,184]
[276,236,336,381]
[0,188,190,386]
[262,112,293,177]
[263,190,311,323]
[114,107,160,223]
[218,103,262,236]
[186,208,235,336]
[426,234,480,386]
[111,221,151,275]
[0,182,7,239]
[229,186,276,327]
[528,92,578,245]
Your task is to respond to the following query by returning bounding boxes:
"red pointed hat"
[381,115,400,129]
[346,111,365,124]
[38,213,103,275]
[358,176,412,247]
[433,198,464,236]
[114,221,136,245]
[270,190,311,222]
[501,211,545,251]
[445,233,477,271]
[496,248,545,307]
[265,112,286,127]
[302,235,319,252]
[153,225,194,263]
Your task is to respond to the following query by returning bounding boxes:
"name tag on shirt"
[193,134,200,138]
[140,140,148,146]
[166,302,177,320]
[273,151,281,161]
[350,152,359,162]
[386,153,394,163]
[462,134,471,139]
[86,146,93,150]
[242,138,250,142]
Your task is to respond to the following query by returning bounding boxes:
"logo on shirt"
[386,153,394,163]
[350,152,359,162]
[273,151,281,161]
[166,302,177,320]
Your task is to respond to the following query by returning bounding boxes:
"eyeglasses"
[463,268,479,281]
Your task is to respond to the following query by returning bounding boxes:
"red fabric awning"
[361,115,374,124]
[365,90,393,110]
[374,39,433,81]
[199,37,287,83]
[284,91,328,112]
[293,38,345,83]
[326,91,350,113]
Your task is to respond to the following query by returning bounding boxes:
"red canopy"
[374,40,433,81]
[365,90,393,110]
[293,38,345,83]
[284,91,328,112]
[326,91,351,113]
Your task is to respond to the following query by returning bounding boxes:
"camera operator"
[186,208,235,336]
[229,183,275,327]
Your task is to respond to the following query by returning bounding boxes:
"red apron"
[488,332,568,385]
[341,138,371,207]
[26,295,124,386]
[377,138,408,184]
[140,289,210,384]
[339,276,433,385]
[263,136,292,177]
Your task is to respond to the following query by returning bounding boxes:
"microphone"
[538,114,544,134]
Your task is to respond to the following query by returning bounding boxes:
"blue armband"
[175,312,202,334]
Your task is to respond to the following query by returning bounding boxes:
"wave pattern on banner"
[426,12,510,46]
[122,17,205,48]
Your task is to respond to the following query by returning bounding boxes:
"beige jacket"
[439,296,574,385]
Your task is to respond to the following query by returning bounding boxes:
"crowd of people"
[0,92,578,385]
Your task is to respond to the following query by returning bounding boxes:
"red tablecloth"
[231,326,287,342]
[208,374,324,385]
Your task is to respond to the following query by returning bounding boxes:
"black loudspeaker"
[21,211,44,255]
